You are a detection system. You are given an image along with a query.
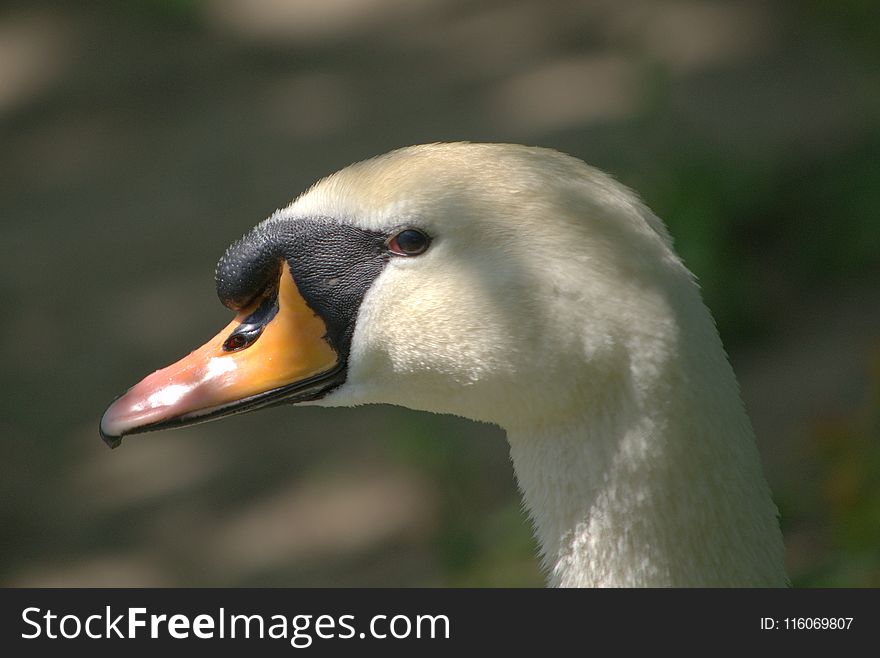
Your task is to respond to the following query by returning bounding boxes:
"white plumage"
[275,143,788,586]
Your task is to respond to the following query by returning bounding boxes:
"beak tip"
[101,430,123,449]
[99,412,124,449]
[100,396,129,448]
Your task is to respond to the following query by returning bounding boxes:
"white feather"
[275,142,786,587]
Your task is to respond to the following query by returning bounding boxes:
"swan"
[100,142,787,587]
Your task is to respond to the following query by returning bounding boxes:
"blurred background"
[2,0,878,587]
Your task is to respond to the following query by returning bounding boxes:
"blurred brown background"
[2,0,878,586]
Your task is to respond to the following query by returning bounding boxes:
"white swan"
[101,142,787,587]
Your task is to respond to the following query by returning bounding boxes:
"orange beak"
[100,266,340,447]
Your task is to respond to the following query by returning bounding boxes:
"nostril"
[222,324,264,352]
[221,289,280,353]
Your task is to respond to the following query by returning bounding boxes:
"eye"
[387,228,430,256]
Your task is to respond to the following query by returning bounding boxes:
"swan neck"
[505,371,787,587]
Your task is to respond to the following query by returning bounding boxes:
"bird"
[100,142,787,587]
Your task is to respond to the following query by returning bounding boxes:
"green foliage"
[799,0,880,60]
[383,414,541,586]
[793,352,880,586]
[102,0,202,26]
[643,153,777,343]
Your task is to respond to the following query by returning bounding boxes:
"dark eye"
[387,228,430,256]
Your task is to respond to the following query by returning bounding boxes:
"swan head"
[100,143,789,587]
[101,142,688,443]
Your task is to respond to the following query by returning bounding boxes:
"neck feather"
[505,323,787,587]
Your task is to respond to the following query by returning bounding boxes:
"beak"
[100,266,341,447]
